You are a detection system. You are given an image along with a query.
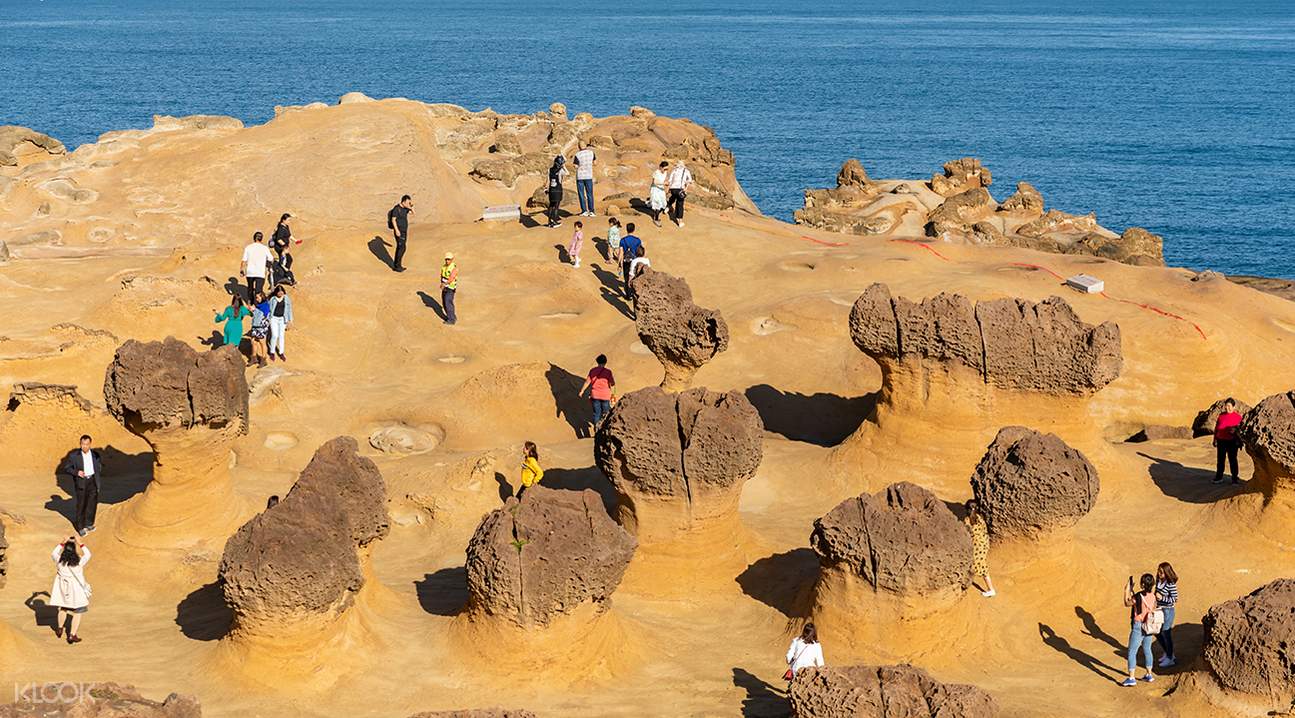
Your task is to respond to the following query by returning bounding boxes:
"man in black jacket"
[386,195,414,272]
[61,434,103,536]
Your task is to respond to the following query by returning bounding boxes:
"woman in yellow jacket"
[517,441,543,499]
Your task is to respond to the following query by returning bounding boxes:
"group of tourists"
[213,215,300,366]
[1122,562,1180,686]
[546,148,695,230]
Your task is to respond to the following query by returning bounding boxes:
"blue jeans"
[1156,606,1176,658]
[577,179,594,213]
[441,288,456,324]
[592,399,611,427]
[1127,621,1153,672]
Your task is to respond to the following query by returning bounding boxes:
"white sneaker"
[982,589,996,597]
[677,221,685,228]
[1157,656,1176,667]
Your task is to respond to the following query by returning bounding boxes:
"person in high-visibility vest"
[440,252,458,325]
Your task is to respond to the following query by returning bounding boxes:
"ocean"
[3,0,1293,277]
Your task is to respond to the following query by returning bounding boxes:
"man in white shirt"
[61,434,103,536]
[240,231,275,297]
[667,160,694,228]
[573,143,597,217]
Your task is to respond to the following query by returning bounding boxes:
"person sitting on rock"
[517,441,543,500]
[1212,398,1243,484]
[1122,573,1159,687]
[213,294,250,349]
[49,535,91,644]
[785,622,825,685]
[965,500,995,598]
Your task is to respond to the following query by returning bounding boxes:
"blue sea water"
[3,0,1293,277]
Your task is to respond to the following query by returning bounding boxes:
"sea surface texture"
[3,0,1292,276]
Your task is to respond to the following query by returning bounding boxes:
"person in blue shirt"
[618,223,643,297]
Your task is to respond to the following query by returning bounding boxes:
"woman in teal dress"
[213,295,250,347]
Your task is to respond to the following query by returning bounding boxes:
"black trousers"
[668,189,686,221]
[74,478,99,530]
[442,288,457,324]
[393,234,408,270]
[622,260,635,298]
[547,191,563,225]
[246,275,265,298]
[1216,439,1240,481]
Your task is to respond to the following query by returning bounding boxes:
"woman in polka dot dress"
[966,499,995,597]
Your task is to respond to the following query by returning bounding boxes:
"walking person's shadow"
[1039,623,1124,682]
[24,592,59,633]
[553,244,570,264]
[368,236,394,269]
[416,291,447,321]
[590,263,632,320]
[1076,605,1125,655]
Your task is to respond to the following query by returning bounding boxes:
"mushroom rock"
[790,664,999,718]
[594,386,763,543]
[1200,578,1295,711]
[102,338,249,546]
[849,283,1122,396]
[0,125,65,169]
[811,482,971,599]
[969,427,1099,540]
[1193,397,1253,438]
[465,486,635,628]
[0,683,201,718]
[924,187,998,237]
[1238,391,1295,515]
[929,157,992,197]
[631,269,730,391]
[997,181,1044,219]
[218,437,388,645]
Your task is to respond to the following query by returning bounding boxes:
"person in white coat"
[50,535,91,644]
[785,622,825,685]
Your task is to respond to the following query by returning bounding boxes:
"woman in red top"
[578,354,617,432]
[1213,397,1243,485]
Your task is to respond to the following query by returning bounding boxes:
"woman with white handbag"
[1121,573,1161,687]
[49,535,92,644]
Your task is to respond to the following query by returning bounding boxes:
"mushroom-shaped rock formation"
[219,437,387,640]
[929,157,992,197]
[790,664,999,718]
[631,269,730,391]
[850,283,1122,395]
[812,482,971,596]
[102,338,248,544]
[1238,391,1295,508]
[1201,578,1295,709]
[0,683,201,718]
[465,486,635,628]
[969,427,1099,540]
[594,386,763,542]
[1193,397,1253,438]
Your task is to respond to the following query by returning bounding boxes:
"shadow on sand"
[175,581,233,641]
[415,567,469,616]
[368,236,394,269]
[44,446,152,529]
[1138,452,1249,504]
[732,667,790,717]
[544,363,592,438]
[743,385,877,447]
[736,549,817,619]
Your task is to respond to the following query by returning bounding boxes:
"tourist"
[213,294,250,349]
[1155,562,1179,668]
[1122,573,1159,687]
[60,434,102,537]
[784,622,825,685]
[270,213,295,262]
[649,160,669,227]
[248,291,270,368]
[629,246,651,280]
[574,142,596,216]
[546,156,568,228]
[619,223,643,296]
[268,285,293,362]
[1212,398,1243,484]
[965,500,995,597]
[387,195,413,272]
[517,441,543,499]
[266,495,280,509]
[440,252,458,325]
[49,535,91,644]
[568,221,584,268]
[667,159,694,228]
[240,231,274,297]
[607,217,623,264]
[578,354,616,429]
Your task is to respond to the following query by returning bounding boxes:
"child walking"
[568,221,584,268]
[607,217,622,264]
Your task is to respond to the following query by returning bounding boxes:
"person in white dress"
[49,535,92,644]
[649,161,669,227]
[785,622,825,685]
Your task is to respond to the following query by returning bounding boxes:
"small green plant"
[511,538,529,553]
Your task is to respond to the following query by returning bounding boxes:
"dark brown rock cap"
[969,426,1099,539]
[594,385,763,503]
[103,338,248,433]
[1238,391,1295,476]
[631,269,729,388]
[465,486,635,627]
[849,283,1122,395]
[790,664,999,718]
[289,436,390,547]
[1202,578,1295,704]
[811,482,971,595]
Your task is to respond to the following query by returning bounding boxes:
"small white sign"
[481,204,521,222]
[1066,274,1105,294]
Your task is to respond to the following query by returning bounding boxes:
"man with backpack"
[386,194,414,272]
